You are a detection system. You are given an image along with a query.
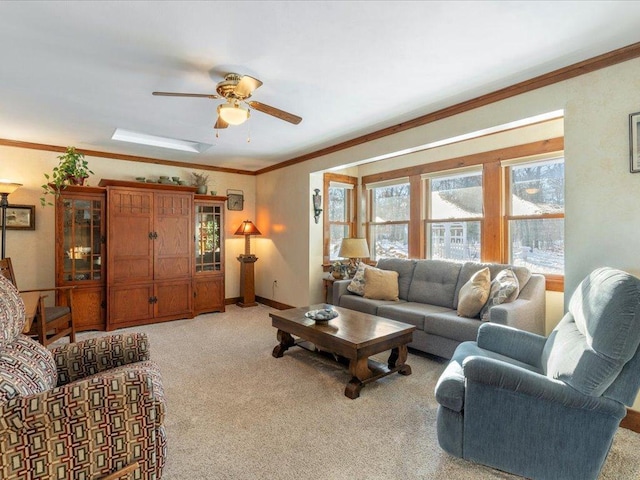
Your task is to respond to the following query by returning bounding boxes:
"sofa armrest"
[463,356,625,417]
[488,273,546,335]
[51,333,150,385]
[0,361,165,434]
[476,323,547,367]
[331,279,353,305]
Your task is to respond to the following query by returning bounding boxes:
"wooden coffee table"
[270,305,416,399]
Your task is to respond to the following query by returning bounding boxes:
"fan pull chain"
[246,109,251,143]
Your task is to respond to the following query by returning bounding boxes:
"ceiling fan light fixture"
[218,102,249,125]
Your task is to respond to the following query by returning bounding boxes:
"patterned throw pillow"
[457,267,491,318]
[480,268,520,321]
[347,263,369,296]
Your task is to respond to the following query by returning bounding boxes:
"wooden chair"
[0,257,75,346]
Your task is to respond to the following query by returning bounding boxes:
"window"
[425,169,483,262]
[368,181,410,260]
[506,157,564,276]
[324,174,357,262]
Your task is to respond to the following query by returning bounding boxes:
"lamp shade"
[338,238,370,259]
[234,220,261,236]
[0,181,22,195]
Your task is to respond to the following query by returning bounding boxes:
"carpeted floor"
[73,304,640,479]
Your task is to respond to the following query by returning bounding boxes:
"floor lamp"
[0,181,22,259]
[235,220,261,308]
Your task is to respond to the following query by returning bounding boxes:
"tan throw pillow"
[480,268,520,321]
[347,262,368,296]
[457,267,491,318]
[363,267,399,301]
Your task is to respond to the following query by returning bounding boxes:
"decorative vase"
[197,185,207,194]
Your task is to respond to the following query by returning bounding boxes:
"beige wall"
[0,145,256,298]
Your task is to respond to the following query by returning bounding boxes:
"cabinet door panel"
[109,284,154,327]
[155,193,193,280]
[108,189,154,283]
[69,286,106,331]
[156,280,192,318]
[194,275,225,314]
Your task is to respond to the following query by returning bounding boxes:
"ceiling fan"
[152,73,302,129]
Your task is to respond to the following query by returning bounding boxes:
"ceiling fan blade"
[214,116,228,129]
[152,92,219,99]
[234,76,263,98]
[247,101,302,125]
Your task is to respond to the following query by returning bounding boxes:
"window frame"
[503,156,565,291]
[323,173,358,264]
[360,137,565,291]
[423,167,484,263]
[365,179,414,261]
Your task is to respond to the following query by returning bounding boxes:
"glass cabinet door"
[62,198,103,282]
[195,203,222,272]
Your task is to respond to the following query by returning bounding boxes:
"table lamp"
[0,181,22,259]
[235,220,261,307]
[338,238,370,277]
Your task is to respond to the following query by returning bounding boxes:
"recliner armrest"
[476,323,547,367]
[463,356,625,417]
[51,332,150,385]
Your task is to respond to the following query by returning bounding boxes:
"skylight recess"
[111,128,212,153]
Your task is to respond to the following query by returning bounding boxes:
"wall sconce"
[312,188,322,224]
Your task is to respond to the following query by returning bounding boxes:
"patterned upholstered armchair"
[0,275,166,479]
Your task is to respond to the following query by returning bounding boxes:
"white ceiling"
[2,1,640,172]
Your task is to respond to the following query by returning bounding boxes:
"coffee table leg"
[272,330,295,358]
[344,357,372,399]
[388,345,412,375]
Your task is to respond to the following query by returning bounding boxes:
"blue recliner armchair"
[435,267,640,480]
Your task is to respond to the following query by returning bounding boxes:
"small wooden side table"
[19,291,41,333]
[322,274,336,304]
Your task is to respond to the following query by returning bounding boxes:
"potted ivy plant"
[40,147,94,206]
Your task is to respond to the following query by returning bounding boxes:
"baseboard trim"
[255,296,294,310]
[621,408,640,433]
[225,296,293,310]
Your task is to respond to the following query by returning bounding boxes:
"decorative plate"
[305,308,339,322]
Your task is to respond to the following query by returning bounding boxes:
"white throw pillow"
[457,267,491,318]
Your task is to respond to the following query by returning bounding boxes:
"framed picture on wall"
[629,111,640,172]
[0,205,36,230]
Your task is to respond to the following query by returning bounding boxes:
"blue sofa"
[332,258,546,359]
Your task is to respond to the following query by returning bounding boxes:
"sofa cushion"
[347,262,369,296]
[363,268,399,301]
[424,310,482,344]
[376,258,417,300]
[407,260,462,308]
[454,262,531,308]
[479,269,520,321]
[457,267,491,318]
[339,294,404,316]
[377,302,452,330]
[542,268,640,398]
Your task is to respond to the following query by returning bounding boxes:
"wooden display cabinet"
[194,195,225,315]
[101,180,195,329]
[55,185,107,331]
